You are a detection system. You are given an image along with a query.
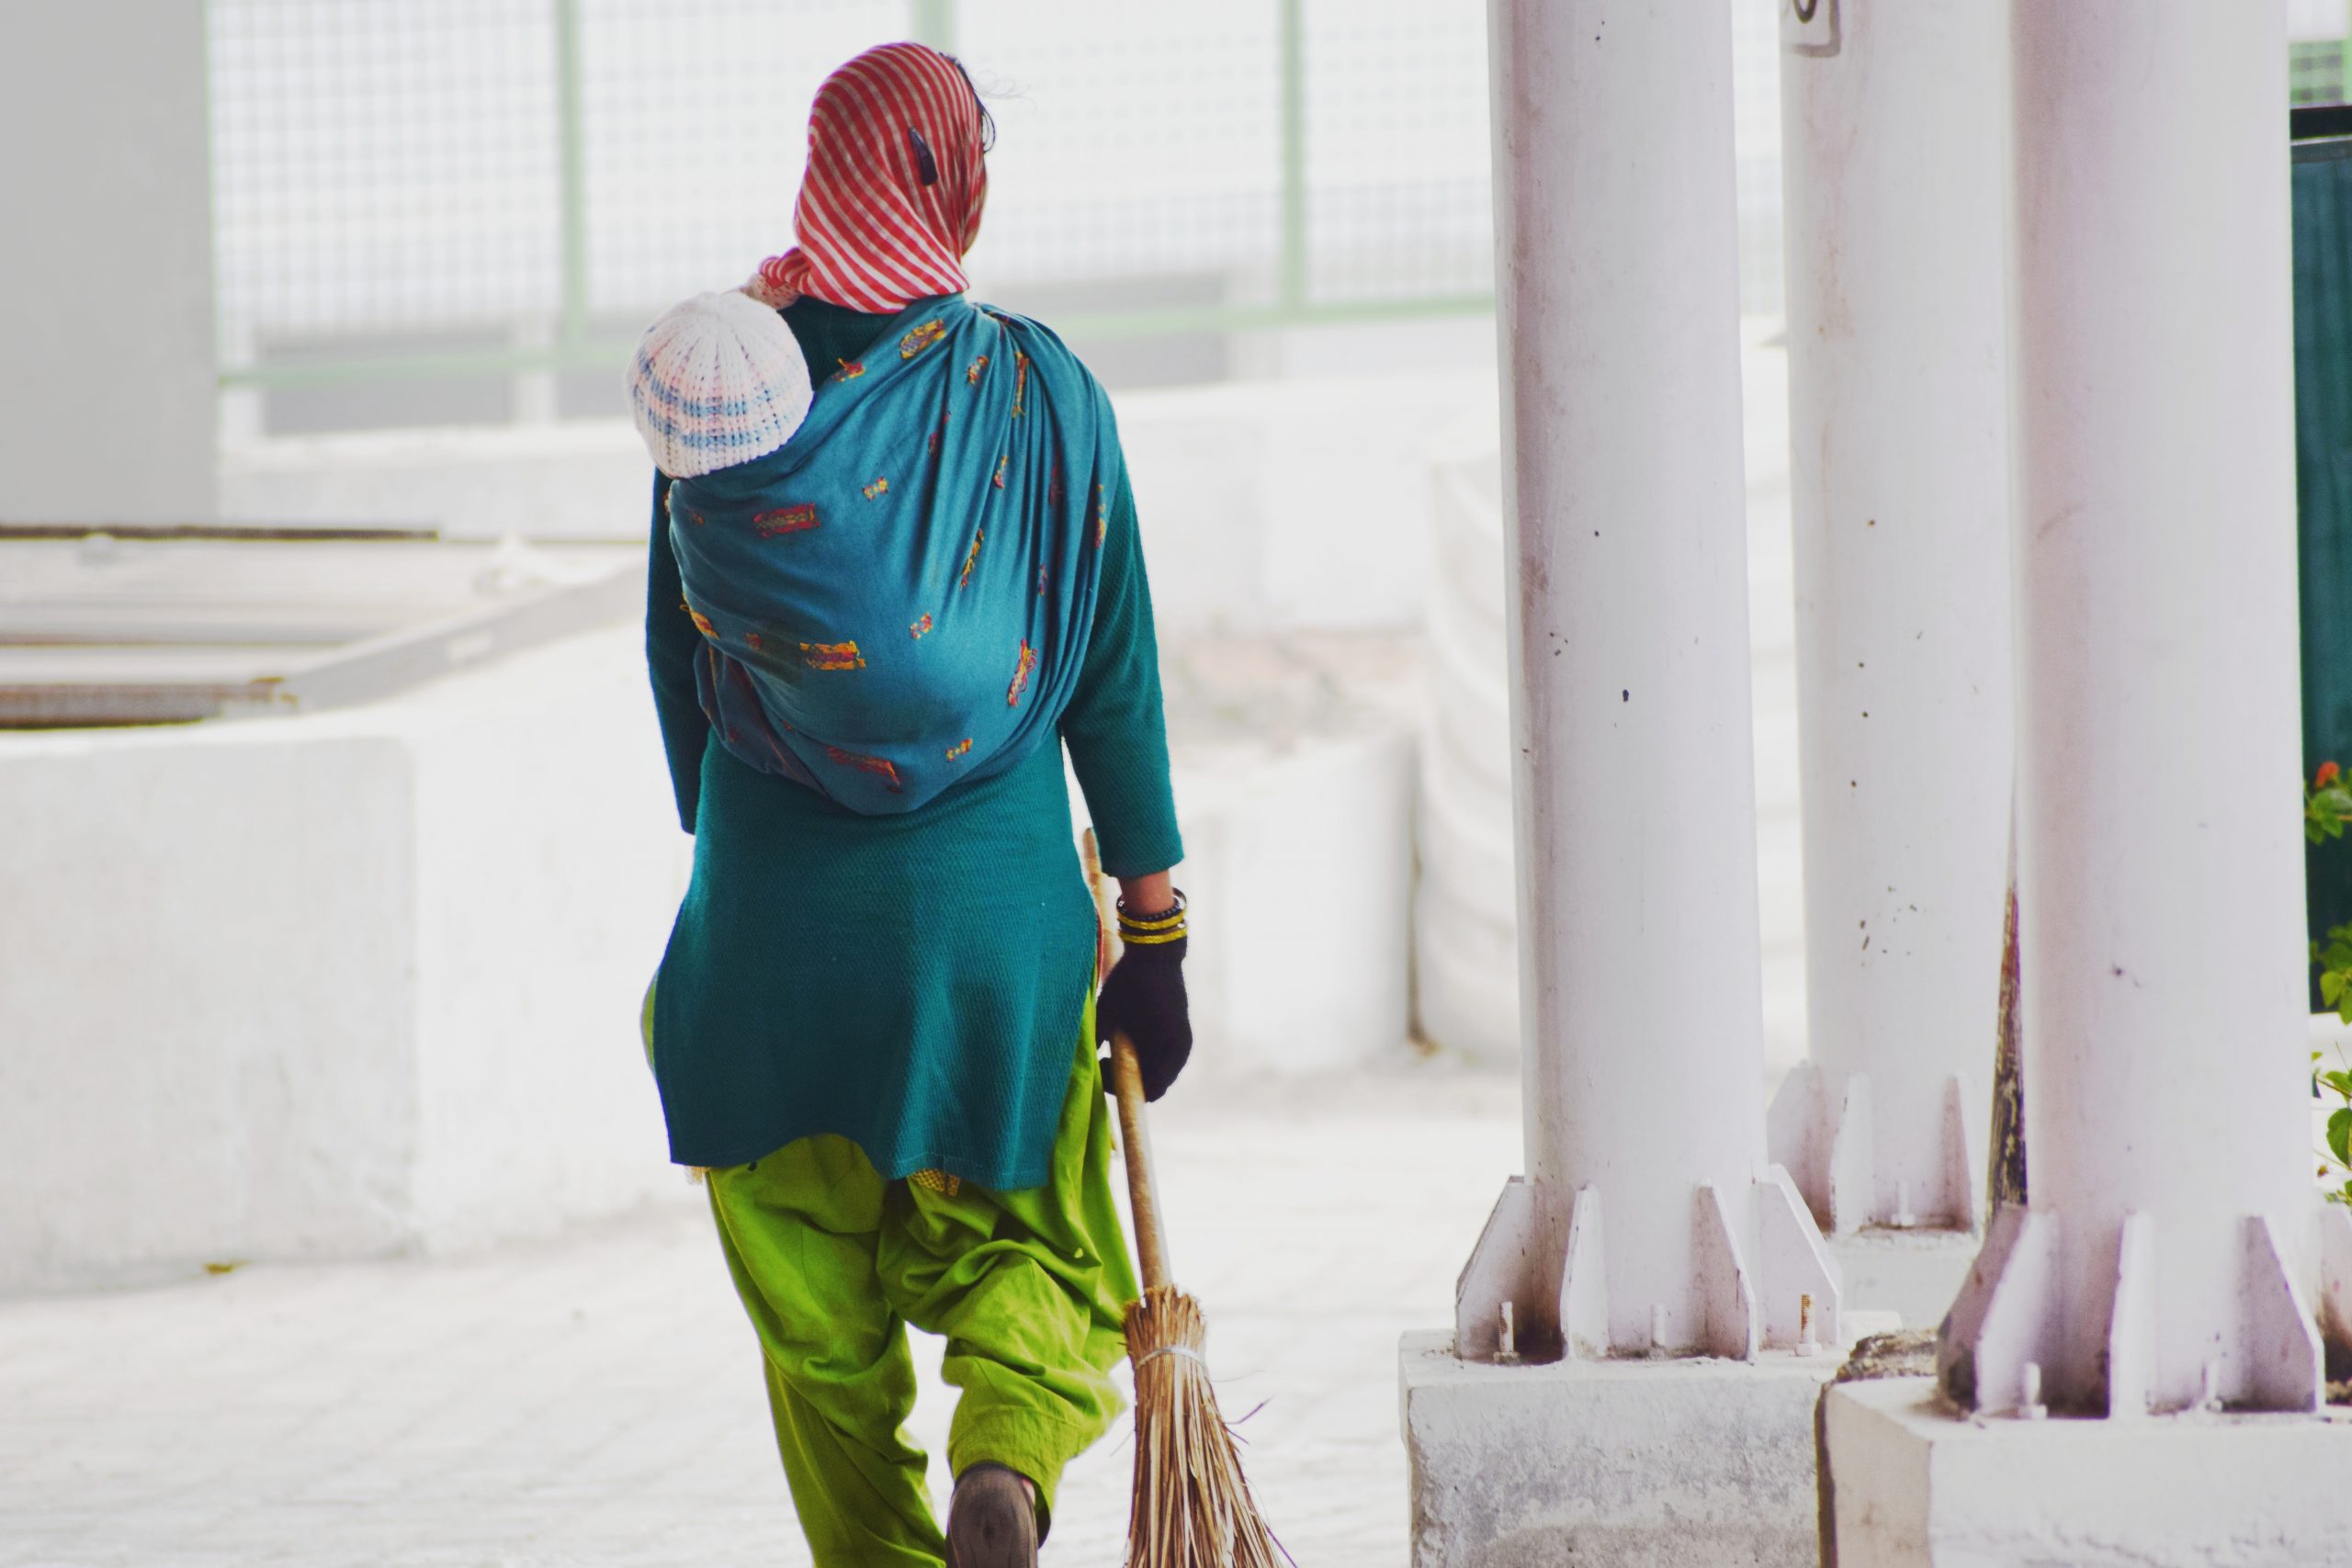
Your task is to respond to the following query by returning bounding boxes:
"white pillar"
[1452,0,1835,1366]
[1942,0,2320,1417]
[1770,3,2013,1236]
[0,0,217,524]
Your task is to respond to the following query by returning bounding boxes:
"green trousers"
[672,990,1136,1564]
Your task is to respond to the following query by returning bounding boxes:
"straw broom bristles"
[1123,1284,1286,1566]
[1082,829,1285,1567]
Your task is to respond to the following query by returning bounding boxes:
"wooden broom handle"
[1109,1031,1173,1292]
[1083,830,1174,1292]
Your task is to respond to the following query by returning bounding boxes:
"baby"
[626,288,810,479]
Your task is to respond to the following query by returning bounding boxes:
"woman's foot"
[944,1463,1038,1568]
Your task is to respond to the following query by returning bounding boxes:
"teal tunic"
[647,296,1182,1187]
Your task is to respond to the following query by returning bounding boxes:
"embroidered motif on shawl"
[666,298,1118,814]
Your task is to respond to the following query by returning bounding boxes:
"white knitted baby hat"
[628,290,813,478]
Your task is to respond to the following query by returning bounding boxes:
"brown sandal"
[944,1462,1038,1568]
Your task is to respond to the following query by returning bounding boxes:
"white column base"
[1400,1330,1853,1567]
[1822,1378,2352,1568]
[1454,1173,1842,1362]
[1768,1064,1984,1234]
[1939,1207,2321,1416]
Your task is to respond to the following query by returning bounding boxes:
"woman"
[631,40,1189,1568]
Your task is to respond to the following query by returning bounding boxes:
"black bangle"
[1116,887,1186,926]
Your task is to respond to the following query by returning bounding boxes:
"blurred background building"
[0,1,1816,1298]
[203,0,1786,439]
[7,6,2352,1562]
[6,0,2347,1282]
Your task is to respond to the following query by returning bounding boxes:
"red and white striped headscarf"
[745,42,989,316]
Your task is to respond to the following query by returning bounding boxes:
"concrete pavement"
[0,1056,1521,1567]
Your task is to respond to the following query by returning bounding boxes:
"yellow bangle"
[1118,926,1187,945]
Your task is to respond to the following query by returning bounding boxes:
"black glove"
[1097,895,1192,1101]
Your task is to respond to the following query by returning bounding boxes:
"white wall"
[0,0,218,524]
[2290,0,2348,44]
[220,372,1493,635]
[401,639,701,1250]
[0,608,1421,1291]
[0,627,692,1292]
[0,731,423,1289]
[1165,721,1419,1077]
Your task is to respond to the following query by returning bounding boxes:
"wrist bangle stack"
[1116,888,1188,946]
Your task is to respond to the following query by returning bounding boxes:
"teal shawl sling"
[664,297,1119,813]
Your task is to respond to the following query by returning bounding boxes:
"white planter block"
[1085,657,1419,1078]
[1401,1330,1846,1567]
[1826,1229,1980,1331]
[1823,1377,2352,1568]
[0,626,692,1293]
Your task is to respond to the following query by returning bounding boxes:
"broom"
[1082,830,1285,1567]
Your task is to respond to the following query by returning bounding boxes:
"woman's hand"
[1097,879,1191,1101]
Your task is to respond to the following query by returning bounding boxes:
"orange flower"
[2322,761,2342,789]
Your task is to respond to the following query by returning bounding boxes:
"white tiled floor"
[0,1056,1521,1567]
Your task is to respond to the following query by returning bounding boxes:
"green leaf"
[2323,971,2343,1007]
[2328,1107,2351,1168]
[2324,1070,2352,1100]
